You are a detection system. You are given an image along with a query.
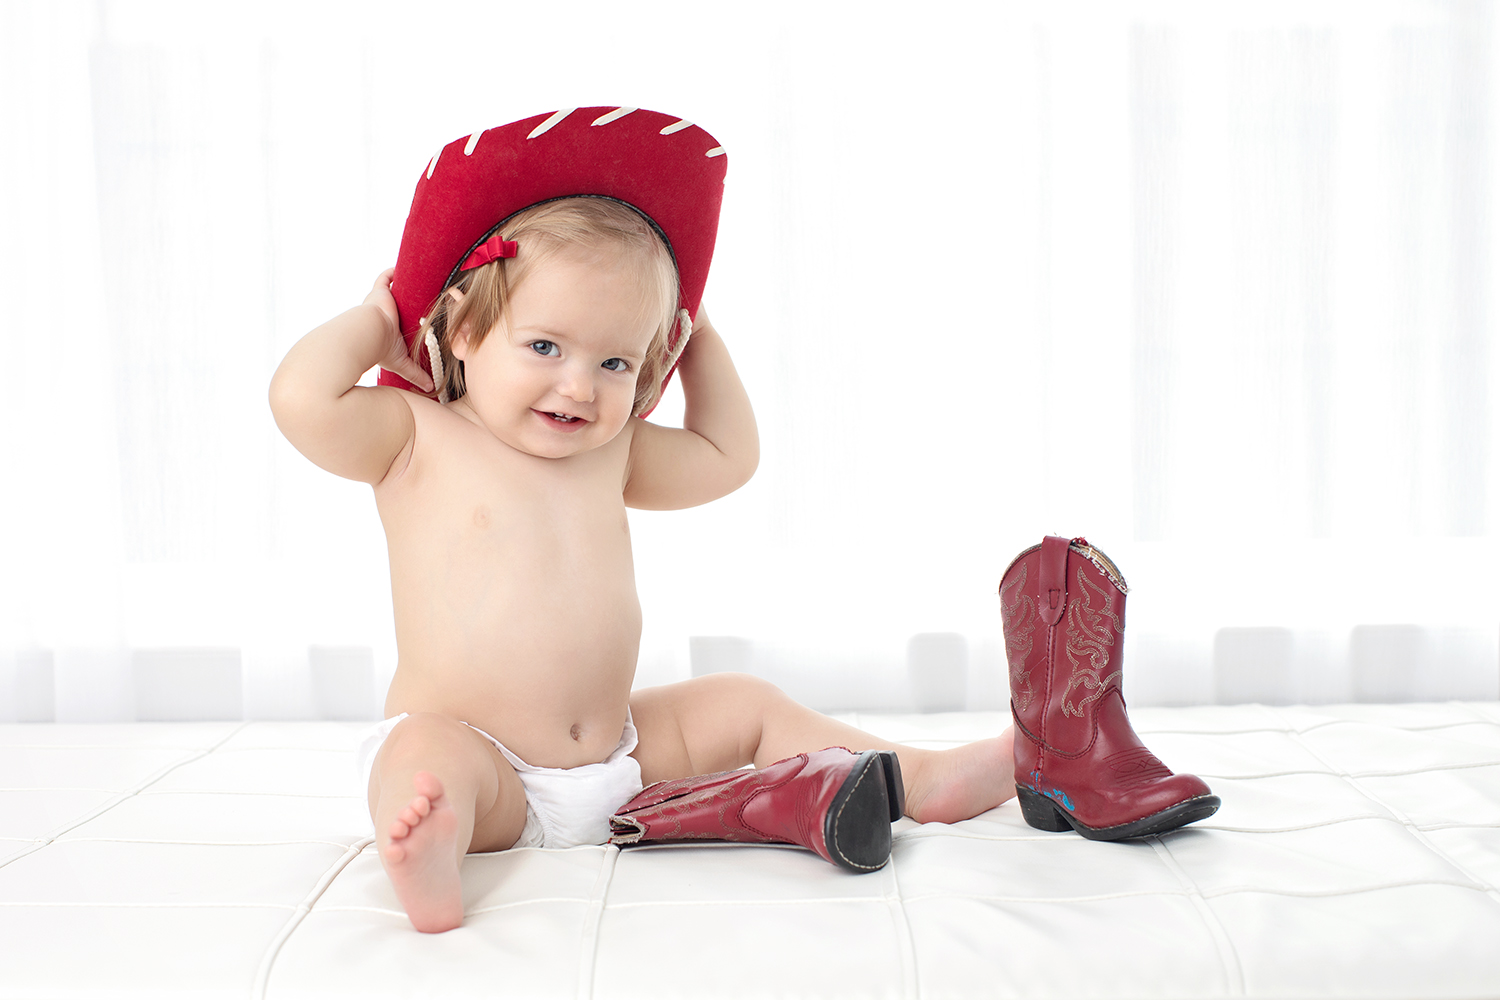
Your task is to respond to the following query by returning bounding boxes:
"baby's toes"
[389,818,411,839]
[412,771,444,801]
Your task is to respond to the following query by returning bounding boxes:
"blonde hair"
[417,197,684,416]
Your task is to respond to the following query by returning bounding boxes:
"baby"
[269,112,1015,933]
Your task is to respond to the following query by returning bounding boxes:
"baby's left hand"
[364,268,436,395]
[363,267,401,337]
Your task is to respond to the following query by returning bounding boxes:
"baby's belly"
[385,572,643,769]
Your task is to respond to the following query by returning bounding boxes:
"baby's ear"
[448,322,472,362]
[444,287,470,359]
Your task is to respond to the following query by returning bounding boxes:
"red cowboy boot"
[608,747,905,872]
[1000,535,1220,840]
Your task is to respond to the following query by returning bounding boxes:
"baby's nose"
[557,365,595,402]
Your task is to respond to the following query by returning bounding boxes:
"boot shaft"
[1000,536,1130,758]
[609,747,902,872]
[609,752,810,847]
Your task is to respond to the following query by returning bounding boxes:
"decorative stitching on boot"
[1103,746,1174,786]
[1015,704,1106,760]
[1062,568,1123,719]
[1001,564,1038,713]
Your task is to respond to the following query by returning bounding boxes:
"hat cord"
[423,324,449,404]
[663,308,692,373]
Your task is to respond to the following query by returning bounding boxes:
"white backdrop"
[2,0,1498,721]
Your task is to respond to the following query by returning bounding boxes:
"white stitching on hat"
[426,148,442,179]
[659,119,693,135]
[463,130,485,155]
[592,107,636,126]
[528,109,575,139]
[705,146,726,158]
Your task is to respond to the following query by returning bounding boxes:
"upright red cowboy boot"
[609,747,905,872]
[1001,535,1220,840]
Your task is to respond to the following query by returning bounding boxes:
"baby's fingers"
[388,342,436,395]
[391,354,436,395]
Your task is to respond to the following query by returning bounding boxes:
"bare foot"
[903,728,1017,825]
[380,770,464,933]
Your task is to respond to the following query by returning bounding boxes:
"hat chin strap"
[423,325,449,404]
[664,308,692,372]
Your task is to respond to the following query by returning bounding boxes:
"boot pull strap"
[1039,535,1071,625]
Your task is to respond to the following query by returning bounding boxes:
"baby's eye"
[601,358,630,372]
[529,341,560,357]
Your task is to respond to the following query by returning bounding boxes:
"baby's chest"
[384,453,631,566]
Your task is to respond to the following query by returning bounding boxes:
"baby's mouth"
[537,409,585,424]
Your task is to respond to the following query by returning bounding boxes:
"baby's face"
[450,250,659,459]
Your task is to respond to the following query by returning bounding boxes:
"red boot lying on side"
[609,747,905,872]
[1001,535,1220,840]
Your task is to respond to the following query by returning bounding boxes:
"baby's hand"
[366,268,436,395]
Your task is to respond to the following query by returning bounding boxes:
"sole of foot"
[381,770,465,933]
[905,733,1017,826]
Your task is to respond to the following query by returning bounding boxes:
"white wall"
[1,0,1497,721]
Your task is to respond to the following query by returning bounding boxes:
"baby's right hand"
[366,268,436,395]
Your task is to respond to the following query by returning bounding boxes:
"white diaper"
[355,712,644,850]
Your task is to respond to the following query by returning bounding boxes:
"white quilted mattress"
[2,703,1498,999]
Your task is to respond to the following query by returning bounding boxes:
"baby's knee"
[699,671,787,709]
[380,712,472,763]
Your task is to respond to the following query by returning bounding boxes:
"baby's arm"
[625,308,759,509]
[268,269,436,485]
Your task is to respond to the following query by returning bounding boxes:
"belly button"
[569,723,582,741]
[473,506,489,528]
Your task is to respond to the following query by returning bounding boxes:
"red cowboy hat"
[377,107,727,412]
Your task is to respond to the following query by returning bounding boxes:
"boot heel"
[877,751,905,822]
[1017,786,1074,832]
[826,751,894,872]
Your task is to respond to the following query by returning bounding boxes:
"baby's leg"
[367,712,529,933]
[629,674,1016,825]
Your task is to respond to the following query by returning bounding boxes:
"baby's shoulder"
[373,391,476,485]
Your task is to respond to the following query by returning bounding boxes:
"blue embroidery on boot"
[1025,770,1075,812]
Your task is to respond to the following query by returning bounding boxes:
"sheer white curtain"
[1,0,1496,721]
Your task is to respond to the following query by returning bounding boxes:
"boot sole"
[825,750,904,872]
[1016,786,1221,841]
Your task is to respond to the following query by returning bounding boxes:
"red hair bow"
[459,234,519,270]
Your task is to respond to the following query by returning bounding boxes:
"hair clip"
[459,234,519,271]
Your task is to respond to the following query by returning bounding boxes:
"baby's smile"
[537,409,587,429]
